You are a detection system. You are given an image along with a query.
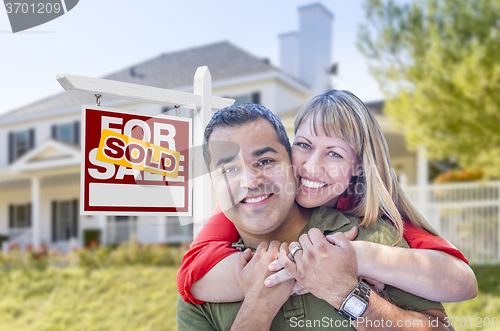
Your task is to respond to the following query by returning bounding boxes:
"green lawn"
[0,267,179,331]
[0,265,498,331]
[443,265,500,331]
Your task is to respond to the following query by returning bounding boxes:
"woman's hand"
[264,226,361,295]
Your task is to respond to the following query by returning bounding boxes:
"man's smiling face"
[208,118,297,239]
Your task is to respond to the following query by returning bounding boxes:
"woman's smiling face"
[292,115,361,209]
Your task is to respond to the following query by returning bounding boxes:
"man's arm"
[352,291,453,330]
[279,229,454,330]
[230,241,294,331]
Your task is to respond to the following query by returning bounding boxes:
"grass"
[443,265,500,331]
[0,264,498,331]
[0,266,179,331]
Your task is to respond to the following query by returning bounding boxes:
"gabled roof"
[1,41,282,120]
[8,139,81,173]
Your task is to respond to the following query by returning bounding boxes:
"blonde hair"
[294,89,439,245]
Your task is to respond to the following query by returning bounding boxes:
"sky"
[0,0,384,116]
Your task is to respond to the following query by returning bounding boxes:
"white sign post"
[57,66,234,237]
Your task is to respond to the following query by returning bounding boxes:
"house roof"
[365,100,385,115]
[1,41,282,120]
[276,100,385,121]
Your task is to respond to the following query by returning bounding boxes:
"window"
[8,204,31,228]
[233,95,251,104]
[52,200,78,242]
[166,216,193,243]
[51,121,80,144]
[232,92,261,105]
[57,123,73,143]
[8,129,34,163]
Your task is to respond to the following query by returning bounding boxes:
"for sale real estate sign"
[81,106,192,216]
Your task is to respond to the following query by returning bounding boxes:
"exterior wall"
[213,78,308,116]
[0,180,31,235]
[273,81,309,115]
[213,79,275,109]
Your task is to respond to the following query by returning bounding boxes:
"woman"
[177,89,477,305]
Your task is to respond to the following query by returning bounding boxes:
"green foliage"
[75,239,187,269]
[0,261,498,331]
[358,0,500,178]
[0,238,187,271]
[83,229,101,247]
[0,266,179,331]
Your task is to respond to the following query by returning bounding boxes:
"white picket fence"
[404,181,500,264]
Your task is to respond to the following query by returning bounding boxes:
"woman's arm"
[177,204,242,304]
[265,225,477,302]
[353,240,477,302]
[189,250,246,302]
[353,222,477,302]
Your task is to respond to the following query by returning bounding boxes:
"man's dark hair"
[203,103,292,170]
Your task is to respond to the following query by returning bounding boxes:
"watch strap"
[337,280,371,321]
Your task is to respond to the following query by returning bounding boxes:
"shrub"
[0,237,188,271]
[434,169,484,184]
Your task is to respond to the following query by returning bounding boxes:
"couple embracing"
[176,90,476,330]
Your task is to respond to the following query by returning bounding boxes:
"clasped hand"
[234,228,384,312]
[265,227,384,308]
[234,241,295,315]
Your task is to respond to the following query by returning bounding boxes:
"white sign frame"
[80,105,193,217]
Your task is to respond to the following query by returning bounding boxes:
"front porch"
[1,212,193,253]
[0,139,193,253]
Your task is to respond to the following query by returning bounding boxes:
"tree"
[358,0,500,178]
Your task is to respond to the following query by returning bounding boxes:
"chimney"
[279,3,333,95]
[298,3,333,94]
[279,32,299,78]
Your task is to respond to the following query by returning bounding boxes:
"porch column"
[417,146,429,188]
[31,176,41,248]
[157,216,167,243]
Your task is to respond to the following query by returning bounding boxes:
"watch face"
[345,297,366,317]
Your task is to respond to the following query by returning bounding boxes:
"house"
[0,3,428,252]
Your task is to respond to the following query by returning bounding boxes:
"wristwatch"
[337,281,371,321]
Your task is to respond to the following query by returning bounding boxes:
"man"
[176,103,453,330]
